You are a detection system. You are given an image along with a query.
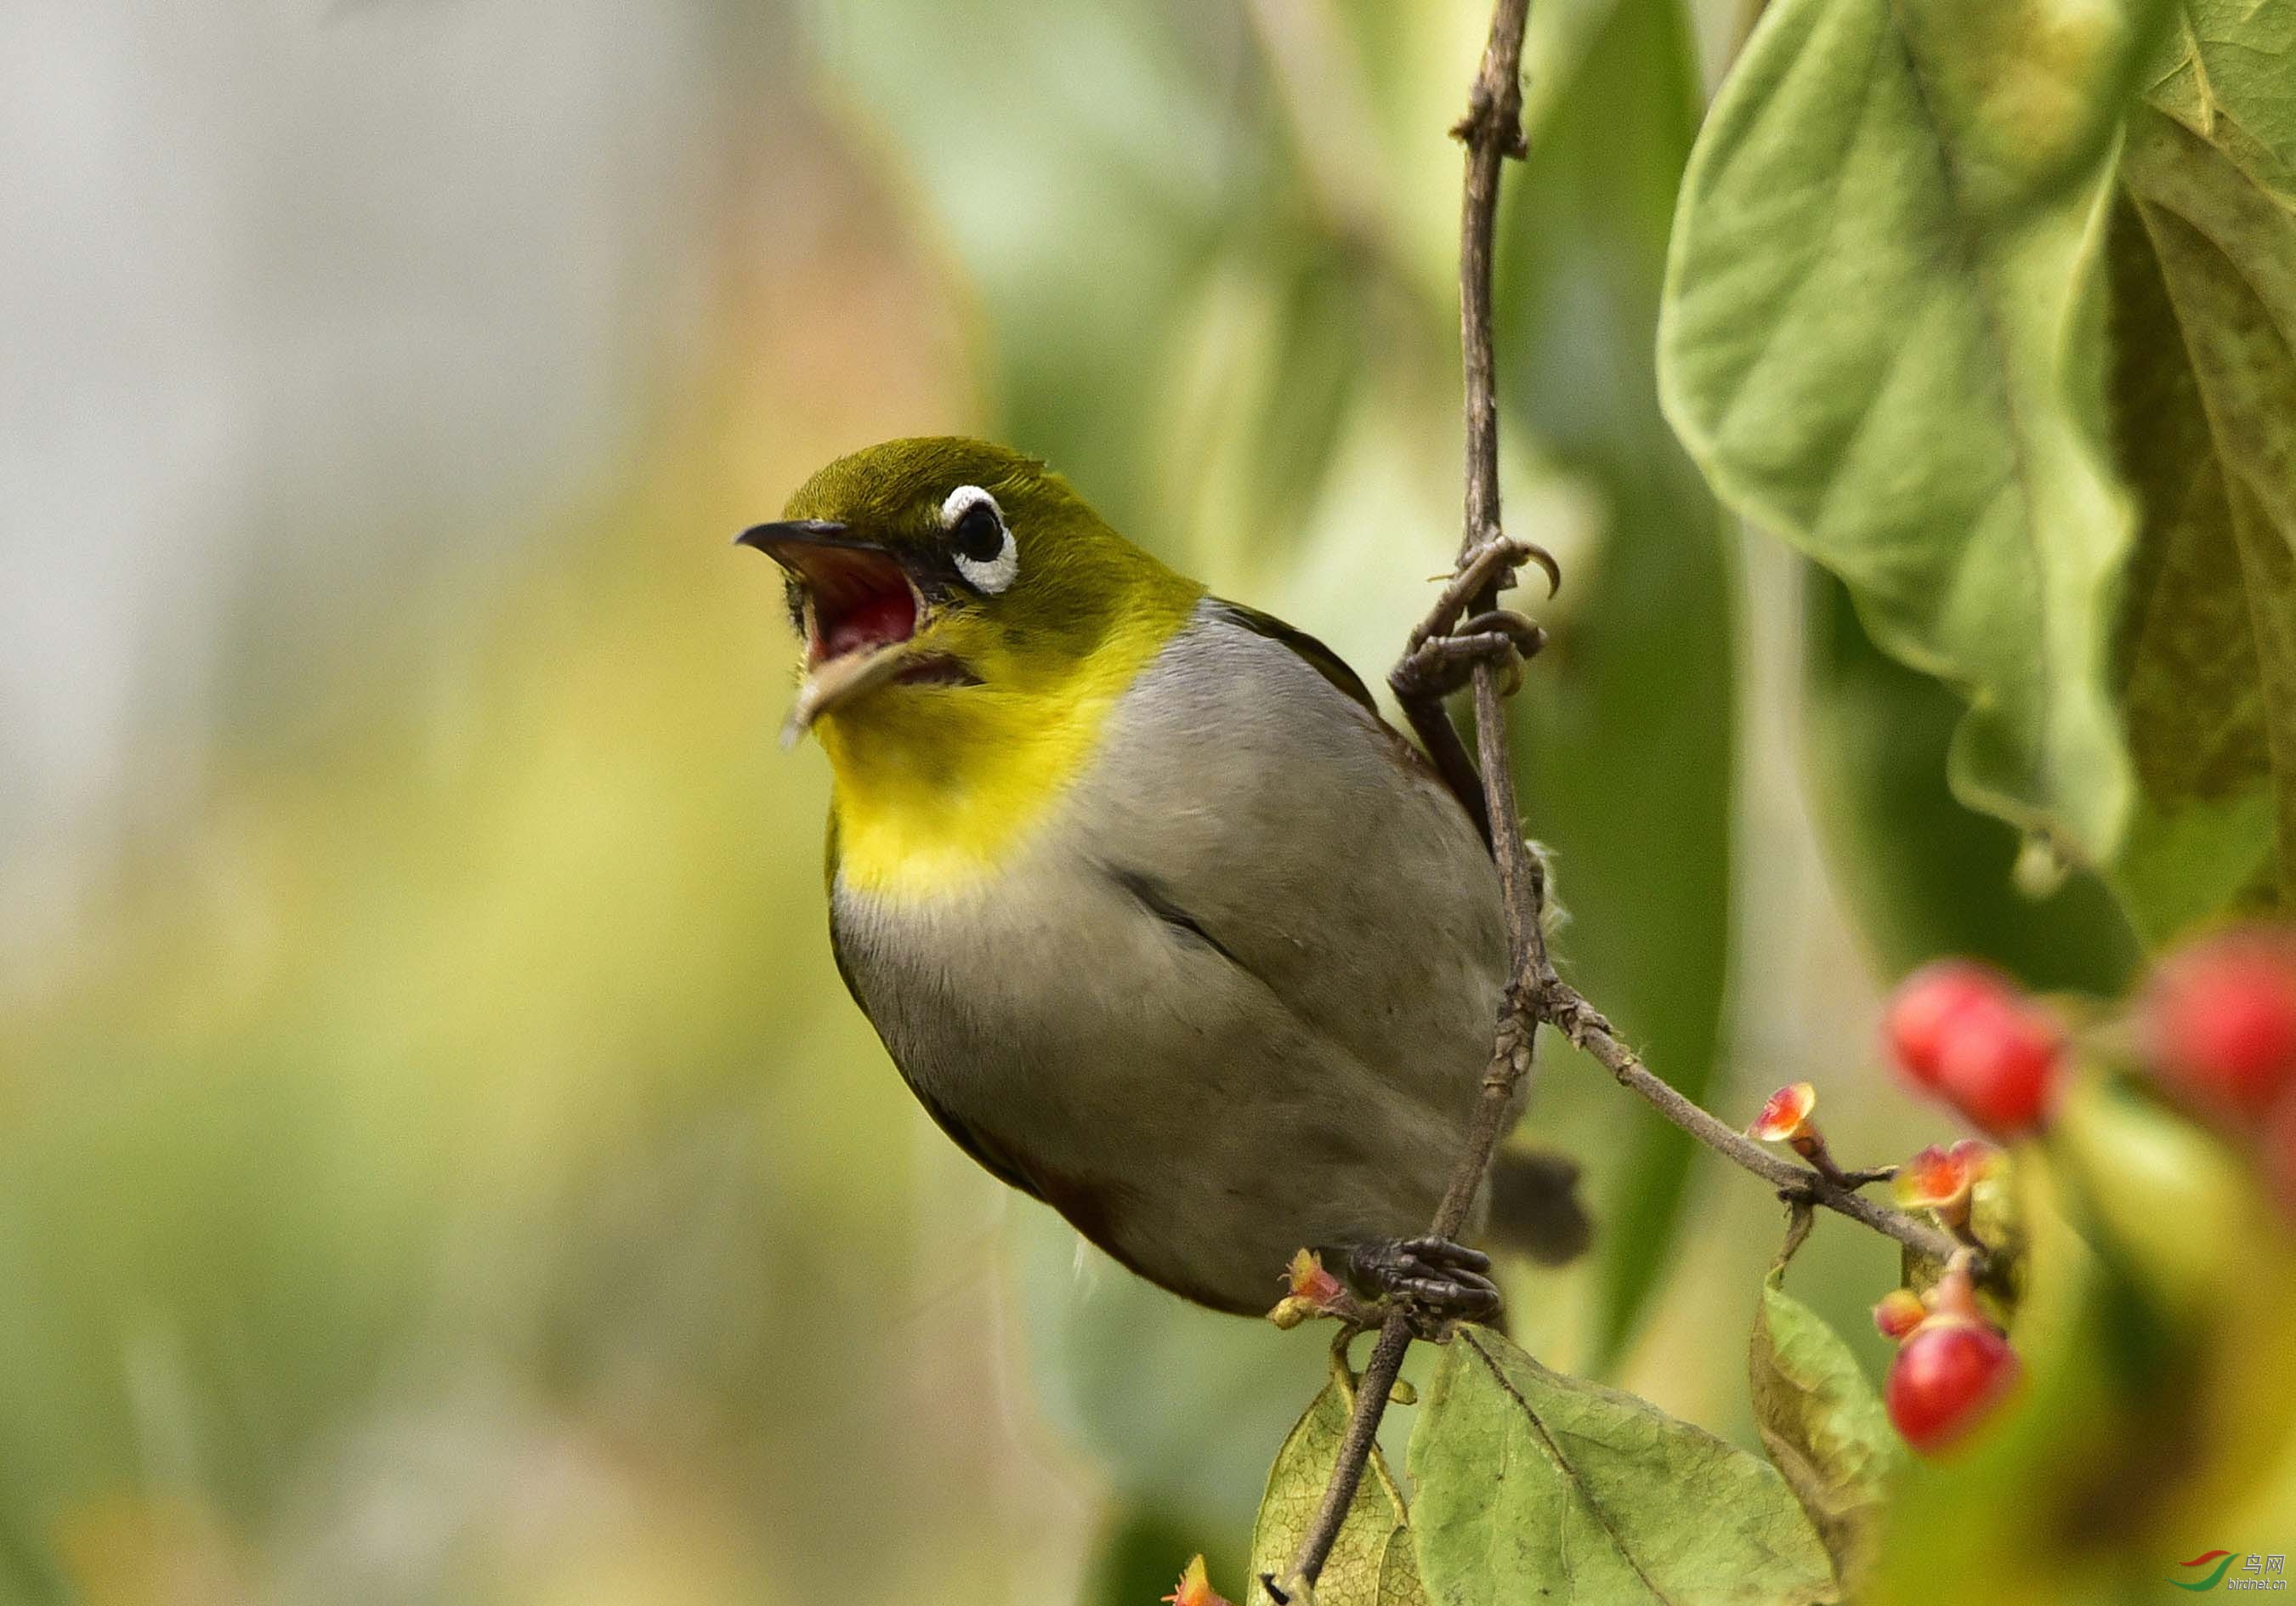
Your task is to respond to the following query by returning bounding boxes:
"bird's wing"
[1202,598,1493,848]
[1076,598,1510,1106]
[1200,597,1380,717]
[825,814,1046,1201]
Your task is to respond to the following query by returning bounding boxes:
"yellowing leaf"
[1409,1325,1836,1605]
[2108,98,2296,934]
[1248,1358,1425,1606]
[1749,1272,1908,1595]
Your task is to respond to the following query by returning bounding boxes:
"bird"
[737,436,1587,1324]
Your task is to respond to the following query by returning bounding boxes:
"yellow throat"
[818,576,1202,901]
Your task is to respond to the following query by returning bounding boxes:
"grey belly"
[829,601,1511,1314]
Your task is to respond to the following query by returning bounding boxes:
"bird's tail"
[1484,1146,1593,1266]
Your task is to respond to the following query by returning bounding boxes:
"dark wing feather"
[1203,597,1380,715]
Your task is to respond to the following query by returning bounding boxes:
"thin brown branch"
[1270,3,1534,1597]
[1267,0,1958,1594]
[1540,983,1962,1262]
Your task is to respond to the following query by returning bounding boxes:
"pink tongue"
[820,590,913,661]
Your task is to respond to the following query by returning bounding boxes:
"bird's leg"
[1333,1235,1504,1336]
[1391,533,1556,844]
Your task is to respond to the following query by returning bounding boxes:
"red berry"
[1886,1319,2021,1456]
[1932,994,2065,1138]
[1885,961,2015,1089]
[2141,928,2296,1120]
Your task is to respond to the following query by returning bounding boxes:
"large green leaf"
[1801,565,2144,991]
[1249,1359,1426,1606]
[2106,99,2296,938]
[1499,0,1733,1370]
[1409,1325,1836,1605]
[1749,1264,1907,1595]
[1660,0,2168,865]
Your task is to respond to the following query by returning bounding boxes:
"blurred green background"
[0,2,2134,1601]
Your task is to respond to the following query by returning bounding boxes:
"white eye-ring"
[941,484,1018,594]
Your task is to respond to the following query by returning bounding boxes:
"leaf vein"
[1461,1329,1679,1605]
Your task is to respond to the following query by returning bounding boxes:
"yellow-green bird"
[740,437,1585,1321]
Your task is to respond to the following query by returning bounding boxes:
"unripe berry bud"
[2141,926,2296,1121]
[1748,1082,1818,1143]
[1885,1319,2021,1456]
[1164,1556,1231,1606]
[1885,961,2015,1090]
[1872,1289,1927,1340]
[1267,1248,1353,1329]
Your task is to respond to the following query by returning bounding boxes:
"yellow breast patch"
[818,590,1201,901]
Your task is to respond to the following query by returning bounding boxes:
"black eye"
[951,497,1005,563]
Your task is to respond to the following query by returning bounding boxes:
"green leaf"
[1249,1359,1425,1606]
[2106,98,2296,938]
[2143,0,2296,203]
[1499,0,1733,1370]
[1801,563,2144,992]
[1749,1265,1907,1595]
[1660,0,2168,866]
[1409,1325,1837,1605]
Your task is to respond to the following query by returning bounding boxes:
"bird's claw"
[1476,534,1562,601]
[1429,534,1560,606]
[1341,1235,1504,1336]
[1393,534,1555,705]
[1390,610,1546,701]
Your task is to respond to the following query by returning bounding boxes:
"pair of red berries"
[1886,926,2296,1145]
[1885,960,2064,1138]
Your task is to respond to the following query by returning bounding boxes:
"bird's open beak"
[735,520,927,745]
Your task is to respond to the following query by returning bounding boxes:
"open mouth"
[797,546,918,667]
[735,522,976,743]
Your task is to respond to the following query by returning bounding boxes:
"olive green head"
[738,437,1200,742]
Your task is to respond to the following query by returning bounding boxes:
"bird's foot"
[1387,536,1556,840]
[1391,535,1552,705]
[1391,610,1547,701]
[1338,1235,1504,1337]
